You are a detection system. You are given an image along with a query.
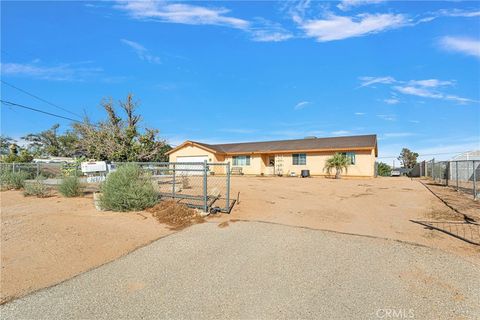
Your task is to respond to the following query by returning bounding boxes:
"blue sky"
[1,0,479,161]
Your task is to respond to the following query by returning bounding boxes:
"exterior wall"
[224,154,263,175]
[168,145,219,162]
[168,145,226,174]
[273,150,375,177]
[168,145,376,177]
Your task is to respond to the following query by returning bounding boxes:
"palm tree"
[324,153,350,179]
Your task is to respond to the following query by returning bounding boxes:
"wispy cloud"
[121,39,161,64]
[354,112,366,115]
[432,9,480,18]
[408,79,454,87]
[337,0,387,11]
[294,101,311,110]
[295,13,408,42]
[360,76,477,104]
[358,76,395,88]
[218,128,258,134]
[394,85,477,103]
[384,98,400,105]
[331,130,350,135]
[115,1,249,29]
[115,1,294,43]
[377,114,396,121]
[383,132,415,138]
[250,28,293,42]
[0,61,102,81]
[438,36,480,59]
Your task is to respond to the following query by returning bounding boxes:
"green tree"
[377,162,392,176]
[22,124,78,157]
[324,153,350,179]
[73,93,171,162]
[0,142,34,163]
[0,136,15,155]
[398,148,419,169]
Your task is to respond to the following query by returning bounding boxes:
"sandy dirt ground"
[418,179,480,220]
[1,176,479,305]
[212,176,480,263]
[0,191,172,304]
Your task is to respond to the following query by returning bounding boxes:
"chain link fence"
[422,159,479,200]
[0,161,234,213]
[111,162,233,213]
[0,162,74,179]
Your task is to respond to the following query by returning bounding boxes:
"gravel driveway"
[2,221,479,319]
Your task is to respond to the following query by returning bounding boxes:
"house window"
[341,152,356,165]
[232,155,250,166]
[292,153,306,165]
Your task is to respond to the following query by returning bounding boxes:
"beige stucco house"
[167,134,378,177]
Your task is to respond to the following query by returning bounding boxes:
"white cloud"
[0,62,102,81]
[331,130,350,135]
[408,79,454,87]
[377,114,396,121]
[360,76,476,104]
[337,0,387,11]
[296,13,408,42]
[394,85,477,103]
[384,98,400,105]
[294,101,310,110]
[434,9,480,18]
[383,132,415,138]
[250,29,293,42]
[121,39,161,64]
[115,1,249,29]
[354,112,366,115]
[439,36,480,59]
[394,86,443,99]
[358,76,396,87]
[115,1,294,43]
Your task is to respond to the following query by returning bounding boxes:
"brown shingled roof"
[168,134,377,156]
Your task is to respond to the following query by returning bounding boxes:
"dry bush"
[100,164,158,211]
[23,178,51,198]
[59,176,83,197]
[0,171,30,190]
[147,200,205,230]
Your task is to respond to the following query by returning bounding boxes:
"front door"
[265,156,275,175]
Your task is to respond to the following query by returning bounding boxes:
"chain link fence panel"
[424,159,479,200]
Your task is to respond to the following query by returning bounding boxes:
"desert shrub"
[0,171,30,190]
[59,176,83,197]
[377,162,392,176]
[23,178,50,197]
[99,164,158,211]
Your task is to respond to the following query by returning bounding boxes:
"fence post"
[12,162,16,173]
[446,161,449,186]
[473,160,477,200]
[203,160,208,212]
[432,158,435,181]
[172,163,176,198]
[36,163,40,178]
[456,161,459,191]
[226,162,230,213]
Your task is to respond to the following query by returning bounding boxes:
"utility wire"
[0,80,83,119]
[1,99,83,123]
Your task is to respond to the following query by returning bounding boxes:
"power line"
[1,99,83,123]
[0,80,83,119]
